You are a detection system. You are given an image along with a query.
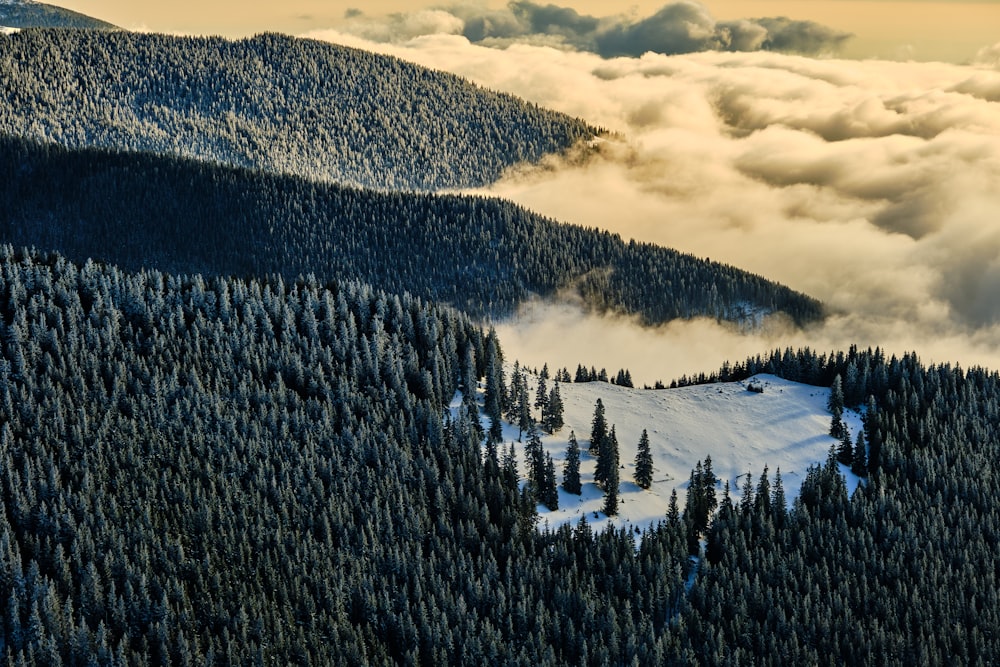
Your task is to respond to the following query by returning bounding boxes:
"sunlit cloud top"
[340,1,853,57]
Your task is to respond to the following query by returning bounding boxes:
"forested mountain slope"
[0,1,116,30]
[0,135,823,325]
[1,248,998,664]
[0,28,593,190]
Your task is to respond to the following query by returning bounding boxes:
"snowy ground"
[453,371,864,537]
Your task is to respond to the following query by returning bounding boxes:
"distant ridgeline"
[0,28,593,191]
[0,1,116,30]
[0,136,823,326]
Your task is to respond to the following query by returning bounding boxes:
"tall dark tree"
[771,468,787,528]
[829,374,846,439]
[544,382,564,433]
[602,427,620,516]
[851,429,868,477]
[535,373,549,422]
[563,431,581,495]
[634,429,654,490]
[590,398,608,458]
[542,452,559,511]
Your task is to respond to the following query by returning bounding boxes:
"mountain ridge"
[0,28,594,190]
[0,134,824,327]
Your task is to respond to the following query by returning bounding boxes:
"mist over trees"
[0,135,823,326]
[0,28,593,191]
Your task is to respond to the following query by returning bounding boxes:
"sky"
[43,0,1000,384]
[54,1,1000,63]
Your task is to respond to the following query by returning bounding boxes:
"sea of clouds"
[305,1,1000,384]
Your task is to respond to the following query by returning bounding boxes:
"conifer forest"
[0,14,999,667]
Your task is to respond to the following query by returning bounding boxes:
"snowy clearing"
[456,372,863,537]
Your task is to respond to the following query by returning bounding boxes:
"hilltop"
[0,29,593,190]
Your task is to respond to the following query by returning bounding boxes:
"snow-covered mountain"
[464,372,864,536]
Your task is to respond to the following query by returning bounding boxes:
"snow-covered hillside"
[460,372,864,536]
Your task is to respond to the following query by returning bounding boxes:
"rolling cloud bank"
[308,3,1000,384]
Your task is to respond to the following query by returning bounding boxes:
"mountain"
[0,28,594,190]
[0,135,824,326]
[0,0,116,30]
[1,248,998,663]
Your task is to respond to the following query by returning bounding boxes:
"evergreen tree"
[634,429,653,490]
[542,452,559,511]
[829,374,846,439]
[836,426,854,465]
[771,468,787,528]
[739,469,754,517]
[666,489,680,527]
[525,430,545,494]
[544,382,564,433]
[851,429,867,477]
[535,373,549,422]
[602,428,620,516]
[590,398,607,458]
[754,466,771,518]
[563,431,581,495]
[483,330,505,443]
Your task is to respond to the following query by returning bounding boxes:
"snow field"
[457,371,864,537]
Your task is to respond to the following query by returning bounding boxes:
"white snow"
[456,371,864,538]
[0,27,20,35]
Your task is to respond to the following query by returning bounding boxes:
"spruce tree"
[542,452,558,510]
[602,427,620,516]
[563,431,581,495]
[666,489,680,527]
[634,429,653,490]
[535,373,548,423]
[851,429,867,477]
[829,374,846,439]
[545,382,564,433]
[590,398,607,458]
[771,468,787,528]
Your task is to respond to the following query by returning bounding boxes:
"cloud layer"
[304,27,1000,384]
[341,1,852,57]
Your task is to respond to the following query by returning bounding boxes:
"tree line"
[0,134,825,327]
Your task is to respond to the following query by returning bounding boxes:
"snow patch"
[465,372,864,538]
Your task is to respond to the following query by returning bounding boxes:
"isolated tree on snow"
[590,398,607,458]
[596,423,619,488]
[535,373,548,422]
[563,431,581,495]
[602,427,620,516]
[634,429,653,490]
[543,382,564,433]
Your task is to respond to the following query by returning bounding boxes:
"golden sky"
[52,0,1000,63]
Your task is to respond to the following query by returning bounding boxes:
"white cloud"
[301,29,1000,382]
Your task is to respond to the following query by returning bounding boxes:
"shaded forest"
[0,248,998,664]
[0,28,593,190]
[0,135,823,325]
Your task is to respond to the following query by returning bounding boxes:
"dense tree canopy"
[0,135,824,326]
[0,249,998,663]
[0,28,593,191]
